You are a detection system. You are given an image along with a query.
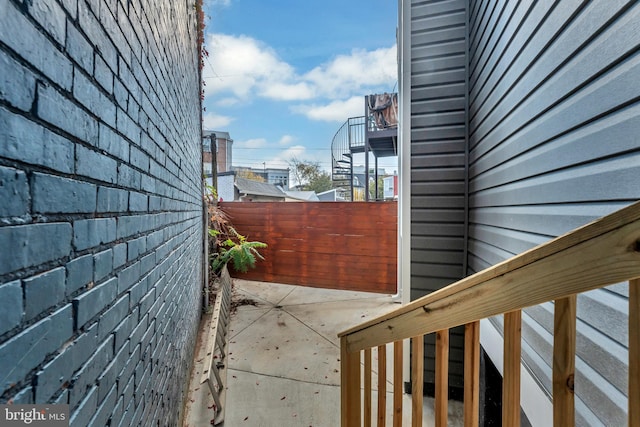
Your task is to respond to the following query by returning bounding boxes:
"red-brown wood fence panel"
[217,201,397,293]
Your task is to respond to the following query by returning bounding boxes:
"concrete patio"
[183,279,464,426]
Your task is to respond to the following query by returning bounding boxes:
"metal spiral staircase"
[331,95,398,201]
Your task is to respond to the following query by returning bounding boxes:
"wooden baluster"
[412,335,424,427]
[553,296,576,427]
[365,348,372,427]
[378,345,387,426]
[464,321,480,427]
[393,341,403,427]
[630,279,640,427]
[341,336,361,427]
[503,310,522,427]
[436,329,449,427]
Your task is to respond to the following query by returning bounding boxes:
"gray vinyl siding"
[406,0,640,422]
[466,1,640,425]
[409,0,468,389]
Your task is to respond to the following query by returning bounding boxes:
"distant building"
[233,166,290,189]
[203,130,233,176]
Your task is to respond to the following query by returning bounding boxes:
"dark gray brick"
[97,186,128,212]
[65,254,93,296]
[93,249,112,282]
[140,253,155,275]
[128,191,147,212]
[96,343,127,402]
[141,174,156,193]
[0,166,29,217]
[11,385,34,404]
[73,69,116,127]
[32,173,97,214]
[127,236,146,261]
[116,214,141,239]
[129,313,147,350]
[66,22,93,73]
[112,243,127,269]
[109,395,125,427]
[0,304,73,391]
[60,0,78,19]
[73,218,116,251]
[113,307,137,354]
[0,223,72,275]
[117,163,141,189]
[0,52,36,111]
[127,277,147,309]
[138,288,155,317]
[118,344,139,395]
[89,383,117,426]
[113,78,128,109]
[73,277,117,328]
[0,281,23,336]
[69,385,97,426]
[23,267,66,320]
[0,108,74,174]
[129,146,148,172]
[35,324,98,403]
[27,0,67,45]
[68,335,114,410]
[117,261,140,294]
[78,1,117,71]
[97,294,128,341]
[94,54,113,93]
[117,108,140,145]
[76,144,117,184]
[98,123,129,161]
[38,83,97,141]
[0,2,72,90]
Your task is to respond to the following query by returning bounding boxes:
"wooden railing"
[339,201,640,426]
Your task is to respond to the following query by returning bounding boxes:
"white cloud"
[303,46,397,98]
[203,112,233,129]
[291,96,364,122]
[258,82,315,101]
[237,138,268,149]
[278,135,295,146]
[203,33,297,99]
[205,0,231,7]
[203,33,397,106]
[264,145,307,169]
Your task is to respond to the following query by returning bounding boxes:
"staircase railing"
[339,201,640,426]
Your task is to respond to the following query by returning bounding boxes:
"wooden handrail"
[339,200,640,426]
[339,201,640,351]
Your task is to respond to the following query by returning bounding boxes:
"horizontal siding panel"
[411,125,466,141]
[411,168,465,182]
[412,0,466,18]
[470,102,640,190]
[411,55,466,76]
[411,11,466,34]
[411,208,465,223]
[411,195,465,209]
[471,1,635,154]
[470,154,640,207]
[411,81,466,99]
[411,140,466,155]
[412,249,465,266]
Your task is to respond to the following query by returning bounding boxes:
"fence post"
[341,336,361,427]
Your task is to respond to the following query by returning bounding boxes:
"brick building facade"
[0,1,203,425]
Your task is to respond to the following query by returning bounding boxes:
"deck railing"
[339,201,640,426]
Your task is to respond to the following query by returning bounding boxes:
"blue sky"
[202,0,399,174]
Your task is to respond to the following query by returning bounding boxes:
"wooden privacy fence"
[339,201,640,426]
[218,201,397,294]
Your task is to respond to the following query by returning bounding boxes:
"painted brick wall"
[0,1,203,426]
